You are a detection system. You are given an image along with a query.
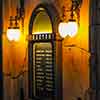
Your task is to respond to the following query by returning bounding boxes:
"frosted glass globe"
[7,28,20,41]
[67,21,78,37]
[58,22,69,38]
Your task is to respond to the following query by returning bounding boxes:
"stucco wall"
[2,0,89,100]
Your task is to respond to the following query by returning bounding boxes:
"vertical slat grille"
[34,43,55,99]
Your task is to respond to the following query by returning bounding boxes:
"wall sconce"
[7,0,25,41]
[58,0,82,38]
[7,16,21,41]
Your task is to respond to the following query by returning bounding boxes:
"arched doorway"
[28,4,62,100]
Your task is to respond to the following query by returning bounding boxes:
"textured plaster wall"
[2,0,89,100]
[62,0,89,100]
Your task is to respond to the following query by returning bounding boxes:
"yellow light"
[7,28,21,41]
[58,22,69,38]
[33,32,52,34]
[67,21,78,37]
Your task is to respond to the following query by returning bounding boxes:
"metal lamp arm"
[64,44,94,56]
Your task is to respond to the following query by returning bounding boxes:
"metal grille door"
[33,43,55,100]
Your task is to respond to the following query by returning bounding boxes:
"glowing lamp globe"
[58,22,69,38]
[67,20,78,37]
[7,28,21,41]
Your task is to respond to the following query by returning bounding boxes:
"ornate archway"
[28,3,62,100]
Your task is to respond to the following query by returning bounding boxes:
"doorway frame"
[28,3,61,100]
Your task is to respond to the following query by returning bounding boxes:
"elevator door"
[33,43,55,100]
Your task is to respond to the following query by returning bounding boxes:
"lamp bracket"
[72,0,83,10]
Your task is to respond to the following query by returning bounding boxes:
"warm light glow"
[58,21,78,38]
[58,22,69,38]
[7,28,21,41]
[67,21,78,37]
[33,32,52,34]
[32,11,52,34]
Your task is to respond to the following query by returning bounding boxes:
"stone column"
[0,0,3,100]
[89,0,100,100]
